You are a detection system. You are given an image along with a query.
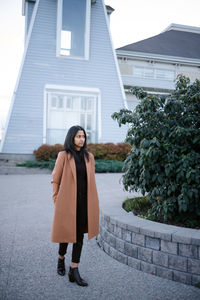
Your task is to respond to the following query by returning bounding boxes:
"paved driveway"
[0,174,200,300]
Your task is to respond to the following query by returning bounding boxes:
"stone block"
[109,246,127,264]
[124,242,138,258]
[107,222,114,233]
[109,246,118,260]
[153,251,168,267]
[103,241,110,255]
[161,240,178,255]
[113,226,123,239]
[127,223,140,233]
[104,219,109,230]
[116,251,127,265]
[156,266,173,280]
[145,236,160,250]
[115,237,125,253]
[188,258,200,275]
[140,261,156,275]
[172,232,192,244]
[138,247,152,263]
[107,232,116,248]
[109,218,117,226]
[132,232,145,246]
[173,270,192,285]
[127,257,141,270]
[116,220,127,229]
[154,230,172,242]
[179,243,198,258]
[192,275,200,286]
[123,230,132,243]
[104,215,110,222]
[168,254,187,272]
[140,227,155,238]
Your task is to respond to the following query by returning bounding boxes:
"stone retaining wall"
[98,212,200,286]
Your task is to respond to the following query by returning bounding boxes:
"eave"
[116,50,200,67]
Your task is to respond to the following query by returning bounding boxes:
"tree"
[112,75,200,225]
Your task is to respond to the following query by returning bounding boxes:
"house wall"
[25,1,35,41]
[118,57,200,109]
[1,0,127,154]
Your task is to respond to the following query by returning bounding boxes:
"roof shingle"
[117,30,200,60]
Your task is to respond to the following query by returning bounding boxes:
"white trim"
[162,23,200,34]
[97,93,102,140]
[0,0,40,153]
[85,0,91,60]
[43,89,47,144]
[22,0,26,16]
[24,1,28,41]
[101,0,128,109]
[45,84,100,94]
[116,50,200,67]
[56,0,91,60]
[43,85,101,143]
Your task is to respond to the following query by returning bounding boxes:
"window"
[133,66,175,81]
[57,0,90,59]
[45,89,98,145]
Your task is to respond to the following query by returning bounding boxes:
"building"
[0,0,126,154]
[116,24,200,110]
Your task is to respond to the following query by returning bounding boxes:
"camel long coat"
[51,151,99,243]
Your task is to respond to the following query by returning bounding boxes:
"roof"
[117,27,200,60]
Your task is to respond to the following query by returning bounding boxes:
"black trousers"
[58,232,84,263]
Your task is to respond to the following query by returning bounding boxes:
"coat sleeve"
[90,153,95,174]
[51,151,65,203]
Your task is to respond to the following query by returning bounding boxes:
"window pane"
[51,96,57,107]
[58,96,64,108]
[62,0,86,57]
[80,114,85,128]
[144,68,154,79]
[87,114,91,130]
[81,97,87,110]
[133,67,144,78]
[61,30,71,55]
[66,97,73,109]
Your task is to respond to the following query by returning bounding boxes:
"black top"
[74,150,88,233]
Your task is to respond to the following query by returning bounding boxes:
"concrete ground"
[0,173,200,300]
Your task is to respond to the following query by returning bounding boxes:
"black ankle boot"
[57,257,66,276]
[68,267,88,286]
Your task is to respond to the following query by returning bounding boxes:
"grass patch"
[17,159,123,173]
[122,196,151,216]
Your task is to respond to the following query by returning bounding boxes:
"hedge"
[33,142,130,161]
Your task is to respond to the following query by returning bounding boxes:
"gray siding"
[25,1,35,42]
[2,0,127,154]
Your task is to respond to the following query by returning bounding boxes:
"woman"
[51,125,99,287]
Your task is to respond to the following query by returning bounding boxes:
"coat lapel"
[85,155,91,188]
[68,153,76,183]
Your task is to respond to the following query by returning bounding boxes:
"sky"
[0,0,200,133]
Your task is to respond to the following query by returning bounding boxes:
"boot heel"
[68,273,75,282]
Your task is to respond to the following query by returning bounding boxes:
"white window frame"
[56,0,91,60]
[43,85,101,144]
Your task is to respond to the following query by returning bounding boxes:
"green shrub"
[95,159,123,173]
[17,159,123,173]
[17,160,56,170]
[112,75,200,224]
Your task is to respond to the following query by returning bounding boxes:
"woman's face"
[74,130,85,150]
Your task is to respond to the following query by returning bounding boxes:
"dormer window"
[57,0,91,59]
